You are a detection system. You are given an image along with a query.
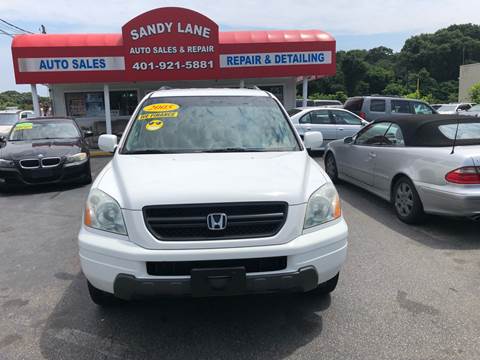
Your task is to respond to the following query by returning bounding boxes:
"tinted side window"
[332,110,362,125]
[299,112,311,124]
[310,110,333,124]
[370,99,386,112]
[391,100,414,114]
[412,102,434,114]
[344,98,364,112]
[355,122,391,145]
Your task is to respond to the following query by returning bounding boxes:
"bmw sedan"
[288,107,368,151]
[324,115,480,223]
[0,117,92,189]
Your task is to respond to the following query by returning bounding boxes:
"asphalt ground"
[0,155,479,360]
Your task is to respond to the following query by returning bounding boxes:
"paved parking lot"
[1,156,479,360]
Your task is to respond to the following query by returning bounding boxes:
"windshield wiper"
[200,147,267,153]
[122,149,182,154]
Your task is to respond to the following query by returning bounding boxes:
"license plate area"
[30,169,55,178]
[191,267,246,297]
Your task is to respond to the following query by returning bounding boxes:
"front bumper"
[416,182,480,217]
[114,267,319,300]
[0,160,89,186]
[79,218,348,297]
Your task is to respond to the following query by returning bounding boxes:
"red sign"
[122,8,219,81]
[11,7,336,84]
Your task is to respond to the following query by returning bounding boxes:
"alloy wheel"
[395,182,414,217]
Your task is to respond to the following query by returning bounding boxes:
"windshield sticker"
[143,103,180,112]
[15,122,33,130]
[137,112,178,120]
[145,120,164,131]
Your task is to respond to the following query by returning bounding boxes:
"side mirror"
[84,130,93,138]
[0,136,6,146]
[98,134,118,153]
[344,136,353,144]
[303,131,323,150]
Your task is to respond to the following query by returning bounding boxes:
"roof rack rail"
[157,86,173,91]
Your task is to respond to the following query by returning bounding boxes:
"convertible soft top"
[373,114,480,146]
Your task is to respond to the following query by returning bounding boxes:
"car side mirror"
[0,136,6,146]
[98,134,118,153]
[303,131,323,150]
[84,130,93,138]
[344,136,353,144]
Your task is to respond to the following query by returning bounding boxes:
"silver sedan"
[324,115,480,223]
[288,107,368,150]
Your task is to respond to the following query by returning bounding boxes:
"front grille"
[144,202,288,241]
[146,256,287,276]
[19,159,40,168]
[41,157,61,167]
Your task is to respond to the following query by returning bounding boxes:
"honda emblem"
[206,213,227,231]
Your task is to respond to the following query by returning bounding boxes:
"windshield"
[438,105,457,111]
[0,113,18,125]
[9,121,80,141]
[122,96,300,154]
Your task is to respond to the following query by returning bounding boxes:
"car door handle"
[306,127,311,131]
[369,152,376,158]
[338,128,344,131]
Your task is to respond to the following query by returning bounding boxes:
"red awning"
[12,30,333,49]
[219,30,334,44]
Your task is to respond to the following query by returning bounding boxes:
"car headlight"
[304,183,341,229]
[65,152,88,165]
[84,188,127,235]
[0,159,15,168]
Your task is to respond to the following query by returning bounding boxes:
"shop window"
[109,90,138,116]
[65,92,104,117]
[258,85,284,104]
[65,90,138,118]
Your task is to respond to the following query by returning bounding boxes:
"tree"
[341,52,368,96]
[469,83,480,103]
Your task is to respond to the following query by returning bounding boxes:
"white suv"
[79,88,348,305]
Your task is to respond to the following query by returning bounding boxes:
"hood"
[97,151,328,210]
[1,139,83,160]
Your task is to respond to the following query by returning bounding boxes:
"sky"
[1,0,479,96]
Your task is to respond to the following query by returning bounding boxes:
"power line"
[0,18,34,34]
[0,28,14,38]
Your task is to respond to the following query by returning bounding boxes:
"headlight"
[84,188,127,235]
[0,159,14,168]
[304,183,341,229]
[65,152,88,165]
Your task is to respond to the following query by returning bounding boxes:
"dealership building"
[11,7,336,138]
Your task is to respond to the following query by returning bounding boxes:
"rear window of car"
[370,99,386,112]
[287,108,302,116]
[438,123,480,140]
[344,98,364,112]
[413,120,480,146]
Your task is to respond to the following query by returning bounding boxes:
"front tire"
[393,177,425,224]
[324,152,339,183]
[87,281,118,307]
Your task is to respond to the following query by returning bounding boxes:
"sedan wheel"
[324,153,339,183]
[393,178,425,224]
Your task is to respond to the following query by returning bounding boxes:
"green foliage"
[300,24,480,104]
[469,83,480,103]
[310,91,348,103]
[0,91,49,111]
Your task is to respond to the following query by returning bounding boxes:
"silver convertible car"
[324,115,480,223]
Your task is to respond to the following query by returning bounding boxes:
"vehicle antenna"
[450,115,460,155]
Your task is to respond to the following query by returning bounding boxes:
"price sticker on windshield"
[138,112,178,120]
[15,122,33,130]
[143,103,179,112]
